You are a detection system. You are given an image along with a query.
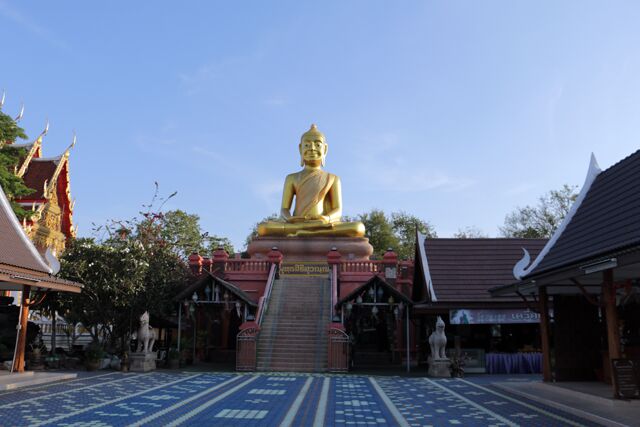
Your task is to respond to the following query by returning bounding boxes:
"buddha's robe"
[293,169,336,217]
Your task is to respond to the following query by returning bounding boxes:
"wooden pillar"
[603,269,621,362]
[539,286,552,382]
[12,286,31,373]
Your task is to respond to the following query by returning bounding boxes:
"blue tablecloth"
[485,352,542,374]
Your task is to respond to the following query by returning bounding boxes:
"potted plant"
[84,343,104,371]
[120,351,129,372]
[450,352,469,378]
[168,348,180,369]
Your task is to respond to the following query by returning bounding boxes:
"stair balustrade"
[235,262,277,371]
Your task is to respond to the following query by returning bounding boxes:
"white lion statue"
[136,311,156,354]
[428,316,448,360]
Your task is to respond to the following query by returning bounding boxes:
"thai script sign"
[280,262,330,277]
[449,308,541,324]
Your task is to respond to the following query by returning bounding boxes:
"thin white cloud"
[546,82,564,144]
[252,179,282,208]
[503,183,537,197]
[0,1,70,51]
[352,132,475,193]
[192,146,225,162]
[179,51,266,95]
[264,96,289,107]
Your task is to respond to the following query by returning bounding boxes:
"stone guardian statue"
[428,316,451,377]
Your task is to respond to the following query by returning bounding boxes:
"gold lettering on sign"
[280,262,330,277]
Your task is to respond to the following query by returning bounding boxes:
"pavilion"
[413,236,548,373]
[0,183,82,373]
[491,150,640,395]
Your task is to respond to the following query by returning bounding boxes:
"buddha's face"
[299,136,327,166]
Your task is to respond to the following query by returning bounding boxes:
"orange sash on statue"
[294,170,335,217]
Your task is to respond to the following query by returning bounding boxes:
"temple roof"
[421,238,547,302]
[336,275,412,307]
[21,158,59,201]
[0,182,81,292]
[523,150,640,278]
[175,272,258,307]
[0,182,51,273]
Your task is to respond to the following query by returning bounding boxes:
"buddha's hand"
[304,215,331,224]
[287,215,307,223]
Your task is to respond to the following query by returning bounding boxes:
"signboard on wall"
[450,308,541,324]
[280,262,330,277]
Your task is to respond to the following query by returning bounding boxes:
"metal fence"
[328,327,350,373]
[236,326,258,371]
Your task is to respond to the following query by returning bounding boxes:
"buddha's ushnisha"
[257,124,365,237]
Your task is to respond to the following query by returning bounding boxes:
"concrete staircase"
[257,276,331,372]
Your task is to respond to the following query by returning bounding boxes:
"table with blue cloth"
[485,352,542,374]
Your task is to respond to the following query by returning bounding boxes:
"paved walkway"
[0,372,620,426]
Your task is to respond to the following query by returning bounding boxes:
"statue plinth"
[247,236,373,261]
[130,351,157,372]
[428,358,451,378]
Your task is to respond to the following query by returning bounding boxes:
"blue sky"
[1,1,639,250]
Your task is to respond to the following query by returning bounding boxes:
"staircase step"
[256,276,332,372]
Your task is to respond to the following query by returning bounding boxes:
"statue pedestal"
[247,236,373,261]
[428,358,451,378]
[130,352,157,372]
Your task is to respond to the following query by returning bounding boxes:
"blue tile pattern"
[0,372,605,426]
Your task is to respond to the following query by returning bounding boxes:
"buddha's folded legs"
[257,220,365,238]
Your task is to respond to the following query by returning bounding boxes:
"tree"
[57,238,149,346]
[56,188,228,351]
[500,184,578,238]
[354,209,436,259]
[453,226,488,238]
[0,111,34,219]
[244,213,279,250]
[357,209,399,257]
[390,211,437,259]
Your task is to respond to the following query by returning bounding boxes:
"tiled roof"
[0,266,82,291]
[527,150,640,276]
[0,182,51,273]
[175,272,258,307]
[425,238,547,302]
[20,159,57,200]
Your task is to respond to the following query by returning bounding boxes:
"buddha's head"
[299,124,328,167]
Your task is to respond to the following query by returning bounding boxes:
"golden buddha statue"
[257,124,365,238]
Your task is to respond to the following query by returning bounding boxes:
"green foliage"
[500,184,578,238]
[0,110,27,142]
[0,111,34,219]
[57,238,149,345]
[389,211,437,259]
[57,186,230,350]
[84,342,106,361]
[354,209,436,259]
[357,209,400,257]
[453,226,488,238]
[244,213,279,249]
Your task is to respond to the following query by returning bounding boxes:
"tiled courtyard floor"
[0,372,607,426]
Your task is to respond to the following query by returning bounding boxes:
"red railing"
[341,260,385,273]
[236,325,259,371]
[236,263,277,372]
[225,260,270,272]
[328,327,350,373]
[256,263,278,326]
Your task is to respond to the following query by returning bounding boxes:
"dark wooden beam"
[12,285,31,373]
[539,286,552,382]
[602,269,621,386]
[569,278,602,307]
